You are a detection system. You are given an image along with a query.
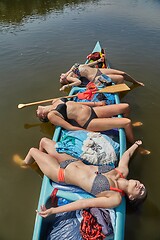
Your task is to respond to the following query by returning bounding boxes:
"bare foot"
[13,154,29,168]
[138,147,151,155]
[13,154,43,177]
[132,122,143,127]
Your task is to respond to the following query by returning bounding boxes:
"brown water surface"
[0,0,160,239]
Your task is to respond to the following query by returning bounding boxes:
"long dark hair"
[39,116,49,123]
[126,188,148,213]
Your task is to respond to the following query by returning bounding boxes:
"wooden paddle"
[98,83,130,93]
[18,83,130,109]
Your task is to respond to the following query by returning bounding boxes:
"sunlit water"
[0,0,160,239]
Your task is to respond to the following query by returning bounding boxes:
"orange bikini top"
[110,168,125,196]
[114,168,125,179]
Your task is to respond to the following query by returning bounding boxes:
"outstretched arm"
[87,57,104,67]
[77,101,106,107]
[124,73,144,86]
[37,192,121,218]
[60,73,81,91]
[67,57,104,73]
[117,140,142,178]
[66,74,81,86]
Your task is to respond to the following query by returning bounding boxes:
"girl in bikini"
[36,99,150,154]
[15,139,147,217]
[59,58,144,91]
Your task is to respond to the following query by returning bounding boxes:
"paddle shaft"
[18,83,130,109]
[18,93,78,109]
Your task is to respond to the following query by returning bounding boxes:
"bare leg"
[22,148,60,181]
[100,68,144,86]
[23,139,72,166]
[13,138,57,169]
[13,154,44,177]
[94,104,142,127]
[108,73,144,86]
[23,148,37,165]
[87,117,135,143]
[123,73,144,86]
[93,103,130,118]
[13,147,37,169]
[107,74,125,84]
[39,138,57,155]
[13,137,75,172]
[87,118,149,154]
[39,137,73,162]
[100,68,125,75]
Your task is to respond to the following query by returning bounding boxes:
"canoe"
[32,41,126,240]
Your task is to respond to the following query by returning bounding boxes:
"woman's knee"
[39,137,47,146]
[123,118,131,126]
[39,137,54,149]
[29,147,38,156]
[118,75,125,83]
[123,103,130,112]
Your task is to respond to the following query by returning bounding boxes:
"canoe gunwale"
[32,41,126,240]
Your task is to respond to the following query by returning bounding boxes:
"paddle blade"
[99,83,130,93]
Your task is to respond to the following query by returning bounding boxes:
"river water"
[0,0,160,239]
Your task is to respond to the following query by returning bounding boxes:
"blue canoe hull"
[32,41,126,240]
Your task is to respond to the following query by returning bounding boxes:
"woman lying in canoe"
[36,100,150,154]
[59,58,144,91]
[17,139,147,217]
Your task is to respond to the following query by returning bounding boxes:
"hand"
[60,85,68,91]
[36,205,54,218]
[52,99,58,104]
[100,56,105,63]
[60,73,66,78]
[135,140,142,146]
[99,101,106,106]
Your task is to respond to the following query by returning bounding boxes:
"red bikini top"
[114,168,125,179]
